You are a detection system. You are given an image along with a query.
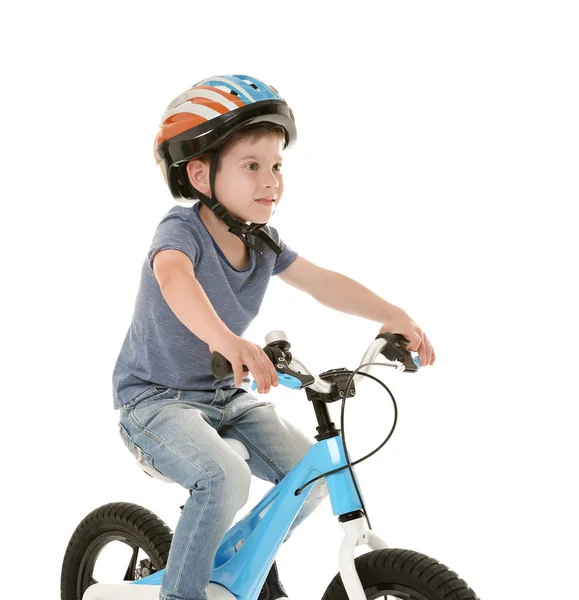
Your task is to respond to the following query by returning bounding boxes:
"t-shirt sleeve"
[147,213,201,270]
[268,225,299,276]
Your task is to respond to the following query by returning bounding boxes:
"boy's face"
[190,133,285,223]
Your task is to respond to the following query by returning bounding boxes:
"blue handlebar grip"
[413,356,421,370]
[279,373,303,389]
[251,372,303,392]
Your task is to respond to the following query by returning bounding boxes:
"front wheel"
[323,548,479,600]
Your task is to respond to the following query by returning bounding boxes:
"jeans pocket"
[152,386,177,399]
[130,385,174,406]
[118,422,172,483]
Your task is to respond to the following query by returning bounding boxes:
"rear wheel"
[322,548,479,600]
[60,502,172,600]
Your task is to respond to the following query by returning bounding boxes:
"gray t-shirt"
[112,202,298,409]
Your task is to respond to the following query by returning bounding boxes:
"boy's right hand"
[209,332,279,394]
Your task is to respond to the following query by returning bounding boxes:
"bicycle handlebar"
[210,331,420,394]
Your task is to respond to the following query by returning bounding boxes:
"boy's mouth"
[255,197,275,205]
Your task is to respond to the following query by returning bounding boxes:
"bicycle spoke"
[123,545,140,581]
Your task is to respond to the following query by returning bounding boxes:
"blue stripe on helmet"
[192,75,280,105]
[224,75,278,102]
[232,74,282,101]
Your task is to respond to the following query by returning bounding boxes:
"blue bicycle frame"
[132,433,365,600]
[82,334,411,600]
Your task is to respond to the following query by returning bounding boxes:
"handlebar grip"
[210,352,249,380]
[375,332,420,372]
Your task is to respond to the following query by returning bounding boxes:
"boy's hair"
[194,123,287,165]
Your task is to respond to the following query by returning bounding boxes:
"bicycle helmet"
[154,74,297,255]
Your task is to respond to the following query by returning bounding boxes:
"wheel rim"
[365,584,432,600]
[78,530,158,597]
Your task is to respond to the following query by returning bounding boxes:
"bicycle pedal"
[259,561,288,600]
[258,585,288,600]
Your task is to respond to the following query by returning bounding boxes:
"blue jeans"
[118,386,328,600]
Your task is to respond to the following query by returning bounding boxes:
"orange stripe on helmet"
[155,112,207,147]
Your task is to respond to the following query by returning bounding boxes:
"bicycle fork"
[339,516,388,600]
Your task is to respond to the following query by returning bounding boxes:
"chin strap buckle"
[210,202,229,220]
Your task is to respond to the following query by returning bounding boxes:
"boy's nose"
[262,171,279,188]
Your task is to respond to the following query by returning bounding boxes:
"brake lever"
[375,332,421,372]
[211,346,315,391]
[251,345,315,391]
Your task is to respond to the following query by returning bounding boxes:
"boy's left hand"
[379,310,436,367]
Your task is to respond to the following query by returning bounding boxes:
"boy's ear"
[186,159,211,196]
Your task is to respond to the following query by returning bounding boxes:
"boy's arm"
[153,249,232,347]
[277,256,435,366]
[153,249,279,391]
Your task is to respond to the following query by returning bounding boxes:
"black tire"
[60,502,173,600]
[322,548,479,600]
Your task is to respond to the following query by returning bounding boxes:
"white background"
[2,2,578,599]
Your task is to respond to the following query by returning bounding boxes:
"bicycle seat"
[136,437,250,483]
[222,437,250,460]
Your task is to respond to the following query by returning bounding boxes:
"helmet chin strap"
[189,150,282,256]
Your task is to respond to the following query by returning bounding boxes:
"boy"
[113,74,435,600]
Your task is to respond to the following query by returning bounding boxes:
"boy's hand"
[379,309,436,367]
[209,332,279,394]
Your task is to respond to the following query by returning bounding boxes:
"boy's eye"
[244,163,283,171]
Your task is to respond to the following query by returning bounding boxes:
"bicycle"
[61,330,480,600]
